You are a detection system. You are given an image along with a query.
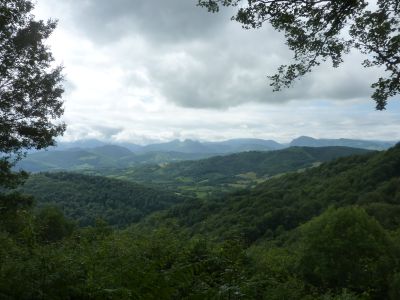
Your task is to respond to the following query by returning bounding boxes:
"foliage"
[0,0,65,187]
[298,207,397,298]
[1,146,400,298]
[198,0,400,109]
[96,146,371,198]
[18,172,183,227]
[159,144,400,242]
[16,145,218,173]
[35,206,75,243]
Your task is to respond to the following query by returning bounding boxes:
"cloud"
[58,100,400,144]
[43,0,384,109]
[64,0,232,44]
[33,0,400,143]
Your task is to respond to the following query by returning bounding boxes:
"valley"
[4,142,400,299]
[2,0,400,298]
[3,140,400,299]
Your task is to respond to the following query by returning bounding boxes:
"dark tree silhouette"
[0,0,65,187]
[198,0,400,110]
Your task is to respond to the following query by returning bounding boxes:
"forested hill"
[154,146,372,178]
[101,146,372,197]
[16,145,217,172]
[16,147,370,227]
[157,144,400,242]
[18,172,183,227]
[290,136,396,150]
[2,145,400,299]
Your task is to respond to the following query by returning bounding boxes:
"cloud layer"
[33,0,400,143]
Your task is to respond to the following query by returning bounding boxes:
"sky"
[34,0,400,144]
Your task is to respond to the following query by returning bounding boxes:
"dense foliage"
[159,144,400,242]
[0,0,65,187]
[17,147,369,227]
[99,146,371,198]
[1,145,400,298]
[18,172,183,227]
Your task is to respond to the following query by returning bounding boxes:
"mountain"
[47,136,395,154]
[114,138,285,153]
[204,138,285,152]
[19,172,183,227]
[16,146,217,172]
[89,144,133,158]
[16,147,130,172]
[15,145,374,228]
[139,139,212,154]
[156,143,400,242]
[5,145,400,299]
[100,146,372,197]
[53,139,142,152]
[54,139,108,150]
[17,137,395,173]
[54,138,285,154]
[290,136,396,150]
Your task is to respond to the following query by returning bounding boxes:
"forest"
[2,0,400,299]
[1,144,400,299]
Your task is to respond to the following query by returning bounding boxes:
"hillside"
[100,146,372,197]
[139,138,285,153]
[18,138,393,174]
[18,172,183,227]
[291,136,395,150]
[16,146,216,172]
[3,145,400,299]
[155,144,400,242]
[15,146,371,225]
[52,136,396,153]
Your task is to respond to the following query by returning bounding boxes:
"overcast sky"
[34,0,400,144]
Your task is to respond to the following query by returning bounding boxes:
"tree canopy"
[0,0,65,187]
[198,0,400,110]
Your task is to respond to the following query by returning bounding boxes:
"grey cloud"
[146,35,377,108]
[60,0,383,109]
[65,0,232,43]
[92,126,124,139]
[63,124,124,141]
[34,0,400,144]
[271,55,379,103]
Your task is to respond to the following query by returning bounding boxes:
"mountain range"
[18,146,372,225]
[17,136,396,172]
[54,138,286,153]
[7,141,400,299]
[55,136,396,153]
[290,136,395,150]
[94,146,372,198]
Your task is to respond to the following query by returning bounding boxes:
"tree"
[297,206,397,298]
[0,0,65,187]
[198,0,400,110]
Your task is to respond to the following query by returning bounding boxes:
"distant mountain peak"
[290,136,395,150]
[90,144,133,158]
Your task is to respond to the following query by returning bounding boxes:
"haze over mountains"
[55,136,396,152]
[8,138,400,298]
[19,146,372,225]
[54,138,286,153]
[17,136,396,173]
[290,136,396,150]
